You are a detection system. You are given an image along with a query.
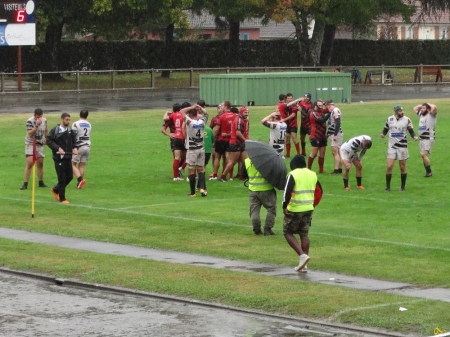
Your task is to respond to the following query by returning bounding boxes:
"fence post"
[381,64,385,85]
[300,65,303,72]
[38,71,42,91]
[1,73,4,92]
[226,67,230,74]
[151,69,155,88]
[76,71,80,90]
[111,71,115,89]
[420,63,423,84]
[190,68,194,87]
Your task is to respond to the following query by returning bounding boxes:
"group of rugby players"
[160,93,346,186]
[161,100,250,187]
[274,92,343,175]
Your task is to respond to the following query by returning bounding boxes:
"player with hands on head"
[340,135,372,190]
[261,110,287,156]
[413,102,437,177]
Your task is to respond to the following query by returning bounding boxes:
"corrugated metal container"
[200,72,352,106]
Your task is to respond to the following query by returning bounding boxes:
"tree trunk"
[44,21,65,76]
[227,20,240,66]
[292,21,304,63]
[292,14,310,65]
[161,23,175,78]
[309,20,325,66]
[320,24,337,66]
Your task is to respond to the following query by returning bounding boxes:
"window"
[407,27,413,39]
[240,33,249,41]
[440,28,448,39]
[425,30,430,39]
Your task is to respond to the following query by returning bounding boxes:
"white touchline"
[3,197,449,252]
[329,299,424,320]
[116,198,240,210]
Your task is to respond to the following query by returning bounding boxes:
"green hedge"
[1,39,449,72]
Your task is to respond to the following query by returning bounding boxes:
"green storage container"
[200,72,352,106]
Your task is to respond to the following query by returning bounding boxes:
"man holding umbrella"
[282,155,323,272]
[243,140,289,235]
[240,158,277,236]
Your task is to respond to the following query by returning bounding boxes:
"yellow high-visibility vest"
[245,158,273,192]
[287,168,317,212]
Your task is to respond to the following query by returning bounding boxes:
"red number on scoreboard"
[16,9,25,23]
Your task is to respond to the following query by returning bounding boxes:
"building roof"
[186,11,296,39]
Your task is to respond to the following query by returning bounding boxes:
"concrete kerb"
[0,227,449,304]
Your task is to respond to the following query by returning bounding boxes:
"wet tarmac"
[1,271,372,337]
[0,89,200,113]
[0,83,448,114]
[350,83,450,102]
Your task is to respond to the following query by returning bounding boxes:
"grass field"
[0,99,449,336]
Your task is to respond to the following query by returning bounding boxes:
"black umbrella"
[245,140,287,190]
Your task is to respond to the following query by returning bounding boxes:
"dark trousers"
[53,158,73,202]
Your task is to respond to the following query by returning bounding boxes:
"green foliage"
[1,39,449,72]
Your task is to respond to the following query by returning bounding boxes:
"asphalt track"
[0,83,449,114]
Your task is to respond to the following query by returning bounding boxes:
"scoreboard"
[0,0,35,46]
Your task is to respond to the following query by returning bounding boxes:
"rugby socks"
[401,173,407,189]
[343,179,349,188]
[385,174,392,189]
[318,157,324,173]
[77,176,83,183]
[425,165,432,174]
[173,159,180,178]
[295,143,300,155]
[198,172,206,190]
[301,142,306,155]
[189,174,196,195]
[307,156,314,170]
[285,144,291,157]
[356,177,362,186]
[229,167,234,179]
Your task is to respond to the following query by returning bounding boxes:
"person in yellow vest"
[241,158,277,235]
[282,155,323,272]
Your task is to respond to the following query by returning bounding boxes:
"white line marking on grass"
[329,299,424,321]
[3,197,450,253]
[2,197,237,227]
[314,232,450,252]
[116,198,238,210]
[117,202,193,210]
[325,193,392,202]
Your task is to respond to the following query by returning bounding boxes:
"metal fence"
[1,64,448,93]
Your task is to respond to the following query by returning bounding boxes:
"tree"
[266,0,414,65]
[37,0,168,72]
[200,0,272,66]
[419,0,450,12]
